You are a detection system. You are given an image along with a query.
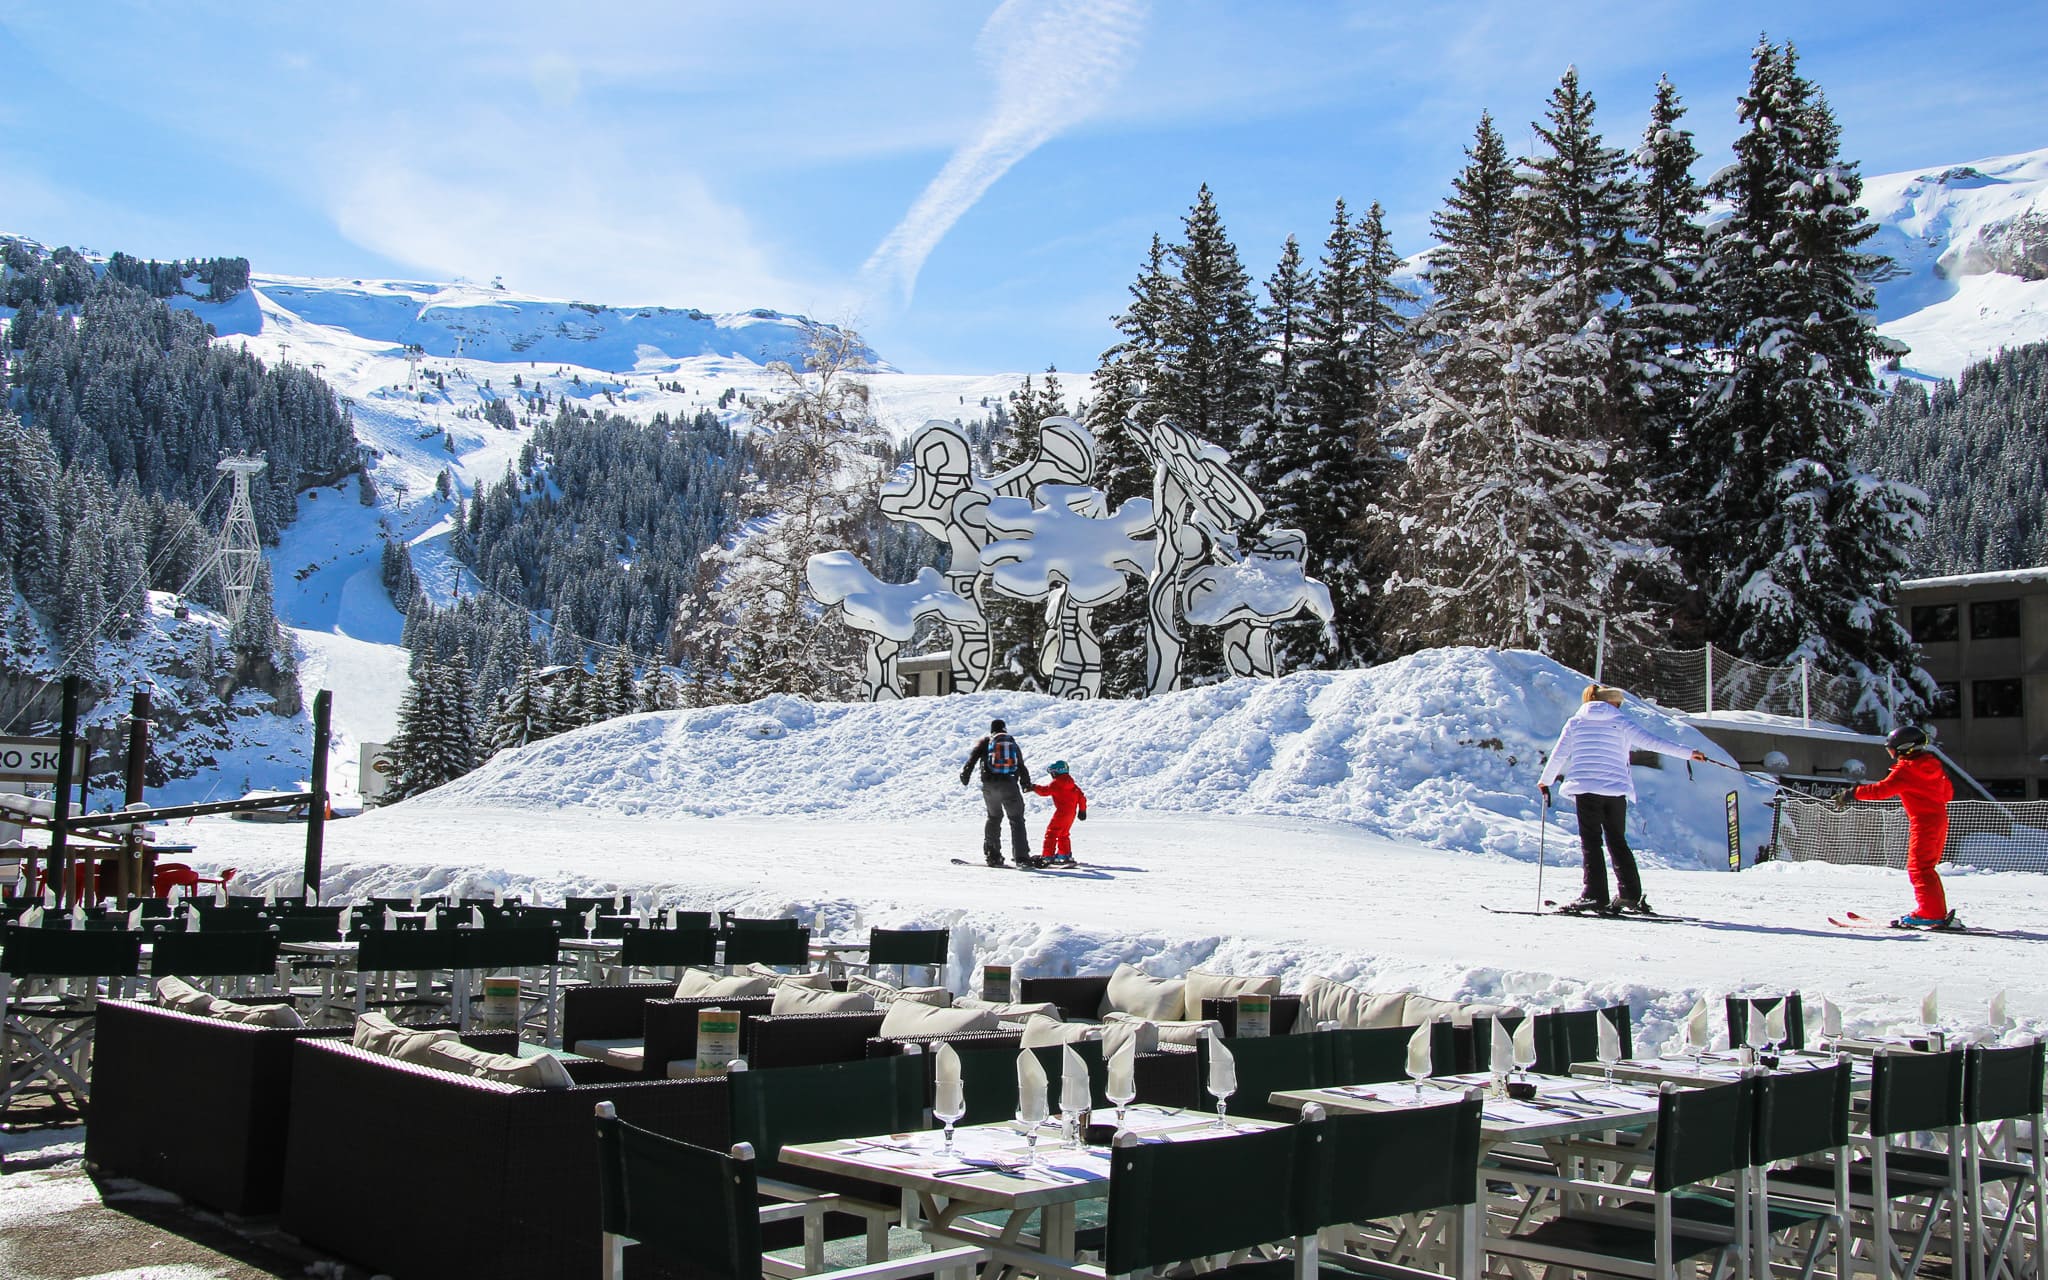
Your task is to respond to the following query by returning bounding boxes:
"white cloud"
[860,0,1148,307]
[329,154,835,316]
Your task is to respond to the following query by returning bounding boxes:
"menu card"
[696,1008,742,1075]
[982,964,1013,1002]
[1236,993,1270,1038]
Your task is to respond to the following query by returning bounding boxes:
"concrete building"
[1897,565,2048,800]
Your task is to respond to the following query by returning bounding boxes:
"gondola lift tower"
[179,455,268,626]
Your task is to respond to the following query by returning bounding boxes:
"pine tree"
[1425,113,1516,325]
[1154,186,1266,450]
[485,659,550,756]
[1088,236,1172,509]
[1687,38,1931,719]
[984,369,1070,692]
[637,664,682,712]
[1627,76,1708,510]
[390,659,478,798]
[596,647,637,720]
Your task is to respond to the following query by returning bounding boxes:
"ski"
[950,857,1080,871]
[1829,911,1974,934]
[1482,904,1697,923]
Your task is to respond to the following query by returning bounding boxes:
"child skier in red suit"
[1030,760,1088,867]
[1839,724,1955,928]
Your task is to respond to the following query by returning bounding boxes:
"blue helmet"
[1048,760,1069,775]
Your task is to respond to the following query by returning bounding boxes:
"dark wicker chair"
[739,1010,886,1069]
[280,1038,728,1280]
[640,995,775,1078]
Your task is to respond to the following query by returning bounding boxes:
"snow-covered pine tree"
[596,646,636,720]
[1247,235,1313,482]
[485,659,550,757]
[1626,76,1708,522]
[390,659,478,799]
[1687,38,1930,720]
[1154,185,1265,452]
[636,664,682,713]
[545,663,590,735]
[682,326,883,702]
[1376,81,1667,671]
[983,369,1069,692]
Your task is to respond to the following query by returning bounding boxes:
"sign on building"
[359,742,398,807]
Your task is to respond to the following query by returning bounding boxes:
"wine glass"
[1105,1075,1136,1132]
[1405,1050,1431,1100]
[1208,1078,1235,1129]
[1511,1024,1539,1082]
[1015,1110,1046,1165]
[934,1086,966,1157]
[1597,1027,1623,1084]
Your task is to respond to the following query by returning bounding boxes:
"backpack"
[986,733,1020,776]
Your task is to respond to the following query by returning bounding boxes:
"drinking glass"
[1405,1055,1431,1100]
[1511,1029,1538,1082]
[1105,1078,1136,1132]
[935,1094,965,1157]
[1016,1111,1046,1165]
[1208,1080,1235,1129]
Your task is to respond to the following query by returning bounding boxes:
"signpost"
[0,736,88,785]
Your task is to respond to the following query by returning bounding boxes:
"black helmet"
[1886,724,1931,754]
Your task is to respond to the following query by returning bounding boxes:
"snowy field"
[172,650,2048,1058]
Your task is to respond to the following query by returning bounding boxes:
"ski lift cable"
[2,470,231,734]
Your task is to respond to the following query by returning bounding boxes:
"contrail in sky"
[862,0,1147,305]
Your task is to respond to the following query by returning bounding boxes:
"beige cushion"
[1183,968,1282,1011]
[427,1040,575,1089]
[672,967,773,999]
[210,998,306,1028]
[1300,977,1410,1030]
[1020,1014,1104,1048]
[878,1001,998,1038]
[847,974,952,1007]
[1401,995,1464,1027]
[352,1011,460,1065]
[1106,1011,1218,1046]
[572,1038,647,1072]
[1100,963,1186,1022]
[1101,1017,1160,1058]
[770,985,875,1015]
[956,996,1063,1023]
[1457,1002,1524,1029]
[743,963,832,990]
[155,975,215,1015]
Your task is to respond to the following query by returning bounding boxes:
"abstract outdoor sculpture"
[806,415,1333,701]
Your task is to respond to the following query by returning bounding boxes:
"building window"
[1982,778,2028,801]
[1910,604,1959,642]
[1928,682,1960,718]
[1969,598,2021,640]
[1971,678,2023,718]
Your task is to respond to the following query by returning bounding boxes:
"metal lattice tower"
[179,455,269,626]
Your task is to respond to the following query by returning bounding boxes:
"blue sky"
[3,2,2044,377]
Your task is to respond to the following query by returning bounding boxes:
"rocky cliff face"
[1943,209,2048,282]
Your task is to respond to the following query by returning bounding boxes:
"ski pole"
[1536,790,1549,911]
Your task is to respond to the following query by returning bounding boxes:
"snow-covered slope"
[420,648,1774,873]
[1865,147,2048,379]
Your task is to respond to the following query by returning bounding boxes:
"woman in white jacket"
[1536,685,1706,915]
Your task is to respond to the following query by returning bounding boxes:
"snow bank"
[419,647,1772,870]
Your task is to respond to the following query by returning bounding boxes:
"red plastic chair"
[152,864,236,901]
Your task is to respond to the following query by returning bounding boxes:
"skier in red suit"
[1840,724,1954,927]
[1030,760,1088,867]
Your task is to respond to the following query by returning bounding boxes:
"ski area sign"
[0,736,87,785]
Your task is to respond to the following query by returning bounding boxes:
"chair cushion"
[426,1040,575,1089]
[1457,1001,1524,1028]
[1101,1018,1160,1057]
[352,1011,460,1065]
[571,1038,647,1072]
[769,985,875,1014]
[1020,1014,1104,1047]
[956,996,1062,1022]
[211,998,306,1028]
[1402,995,1464,1027]
[1300,976,1409,1029]
[879,1001,998,1038]
[155,975,215,1015]
[742,963,833,989]
[1105,1011,1220,1046]
[1183,968,1281,1008]
[847,974,952,1007]
[673,967,773,999]
[1101,963,1186,1021]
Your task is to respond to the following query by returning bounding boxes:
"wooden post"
[50,675,80,909]
[303,689,331,903]
[122,687,152,901]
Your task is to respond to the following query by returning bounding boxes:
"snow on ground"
[172,648,2048,1061]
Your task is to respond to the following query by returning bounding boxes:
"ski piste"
[1481,903,1698,923]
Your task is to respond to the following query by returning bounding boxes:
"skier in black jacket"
[961,718,1035,867]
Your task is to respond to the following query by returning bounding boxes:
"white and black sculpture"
[806,413,1331,700]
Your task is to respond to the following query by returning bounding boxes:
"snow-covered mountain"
[1863,147,2048,379]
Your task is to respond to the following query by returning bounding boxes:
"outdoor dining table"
[1572,1046,1875,1091]
[780,1103,1282,1280]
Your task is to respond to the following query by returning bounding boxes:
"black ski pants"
[982,775,1030,861]
[1575,792,1642,904]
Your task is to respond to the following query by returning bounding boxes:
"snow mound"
[414,647,1772,870]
